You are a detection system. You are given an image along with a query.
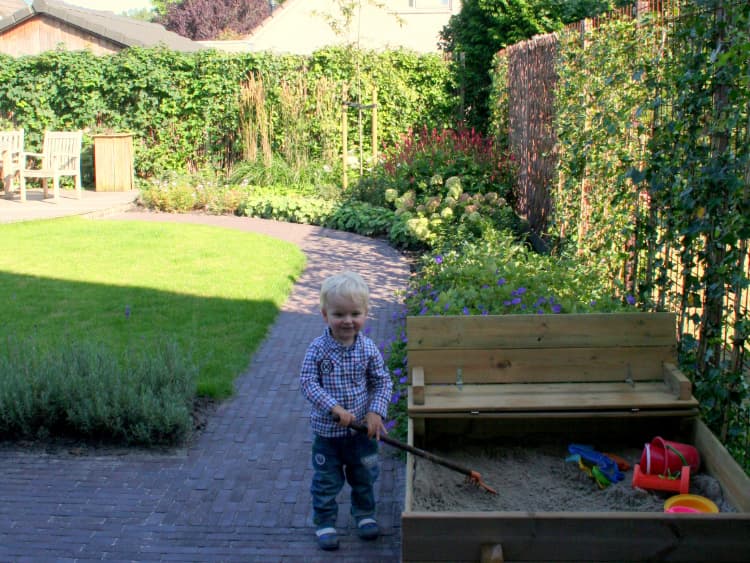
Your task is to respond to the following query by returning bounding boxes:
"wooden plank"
[693,420,750,512]
[411,366,425,405]
[404,418,415,511]
[406,312,676,350]
[408,346,674,384]
[401,512,750,562]
[663,362,692,400]
[407,381,699,413]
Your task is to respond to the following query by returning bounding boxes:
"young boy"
[299,271,393,551]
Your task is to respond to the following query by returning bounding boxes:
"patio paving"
[0,193,411,561]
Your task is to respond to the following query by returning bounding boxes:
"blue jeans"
[310,433,380,528]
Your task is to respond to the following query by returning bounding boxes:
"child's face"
[322,294,367,346]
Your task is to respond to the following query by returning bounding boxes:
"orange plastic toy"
[632,463,691,494]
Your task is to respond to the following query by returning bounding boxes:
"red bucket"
[640,436,700,475]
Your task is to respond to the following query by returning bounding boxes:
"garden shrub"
[324,201,395,237]
[239,194,337,225]
[351,125,523,249]
[0,338,197,446]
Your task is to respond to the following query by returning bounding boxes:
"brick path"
[0,210,411,562]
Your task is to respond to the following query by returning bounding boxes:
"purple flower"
[626,294,636,305]
[124,305,131,319]
[511,297,521,305]
[393,368,402,377]
[497,277,507,286]
[552,304,562,313]
[481,284,489,289]
[481,309,489,316]
[419,306,428,315]
[535,297,547,306]
[390,390,401,404]
[462,307,470,315]
[503,300,512,306]
[590,300,597,307]
[399,375,408,384]
[385,419,396,431]
[513,287,527,295]
[537,309,544,314]
[444,302,451,311]
[434,255,443,264]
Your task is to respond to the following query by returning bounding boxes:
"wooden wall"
[0,15,120,57]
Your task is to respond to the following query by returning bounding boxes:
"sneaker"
[356,517,379,540]
[315,527,339,551]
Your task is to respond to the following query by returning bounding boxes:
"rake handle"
[334,415,476,478]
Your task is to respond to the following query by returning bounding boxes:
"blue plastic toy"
[566,444,625,487]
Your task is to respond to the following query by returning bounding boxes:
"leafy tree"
[440,0,614,130]
[152,0,181,17]
[160,0,271,40]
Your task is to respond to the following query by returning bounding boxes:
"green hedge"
[0,46,456,181]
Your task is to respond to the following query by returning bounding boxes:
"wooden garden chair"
[19,130,83,201]
[0,129,24,197]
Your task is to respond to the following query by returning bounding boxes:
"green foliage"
[553,16,657,290]
[407,227,630,317]
[0,47,456,181]
[324,201,395,237]
[0,338,197,446]
[537,1,749,469]
[240,194,338,225]
[229,157,340,199]
[440,0,613,129]
[353,125,523,249]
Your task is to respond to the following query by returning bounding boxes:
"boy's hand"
[365,412,387,439]
[331,405,354,427]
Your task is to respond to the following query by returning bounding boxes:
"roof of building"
[0,0,26,19]
[0,0,205,52]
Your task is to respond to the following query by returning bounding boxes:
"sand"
[411,443,736,513]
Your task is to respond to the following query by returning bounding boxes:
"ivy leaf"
[625,167,646,185]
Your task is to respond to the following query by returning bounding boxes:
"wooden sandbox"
[401,313,750,562]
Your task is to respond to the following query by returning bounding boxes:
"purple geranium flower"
[552,304,562,313]
[434,255,443,265]
[497,277,507,286]
[462,307,470,315]
[390,390,401,404]
[385,419,396,431]
[626,294,636,305]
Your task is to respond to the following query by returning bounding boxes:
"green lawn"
[0,217,306,398]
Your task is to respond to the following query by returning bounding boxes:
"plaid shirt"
[300,328,392,438]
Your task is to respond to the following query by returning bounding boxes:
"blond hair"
[320,271,370,311]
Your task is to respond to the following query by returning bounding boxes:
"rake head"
[467,470,498,495]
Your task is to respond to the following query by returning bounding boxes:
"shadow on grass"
[1,270,290,399]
